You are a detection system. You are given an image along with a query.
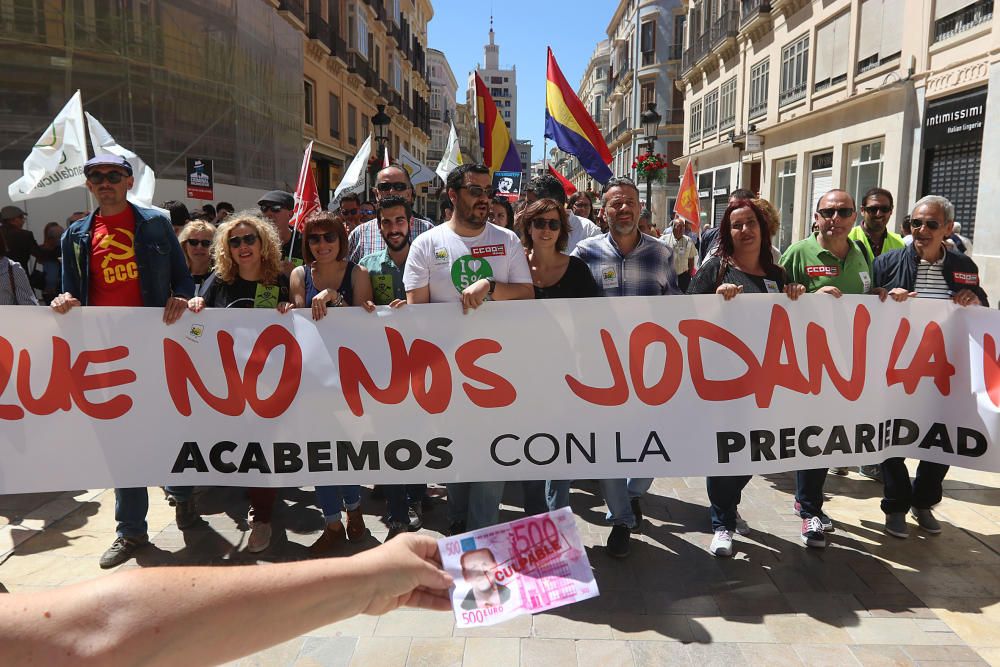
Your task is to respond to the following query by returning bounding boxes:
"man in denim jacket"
[50,154,196,569]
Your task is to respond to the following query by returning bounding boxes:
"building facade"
[426,47,458,171]
[564,40,612,194]
[453,101,481,164]
[467,25,518,140]
[678,0,997,296]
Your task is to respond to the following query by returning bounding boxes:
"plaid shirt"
[347,216,434,264]
[571,232,680,297]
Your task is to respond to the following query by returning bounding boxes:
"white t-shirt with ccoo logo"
[403,222,532,303]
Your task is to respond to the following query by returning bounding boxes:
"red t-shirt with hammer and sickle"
[89,208,143,306]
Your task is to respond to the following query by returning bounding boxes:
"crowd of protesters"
[3,153,987,569]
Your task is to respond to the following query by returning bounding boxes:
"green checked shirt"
[359,247,407,305]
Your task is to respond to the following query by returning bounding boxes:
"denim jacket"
[61,204,195,306]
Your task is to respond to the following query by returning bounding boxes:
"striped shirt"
[0,257,39,305]
[914,256,952,300]
[347,216,434,264]
[571,232,680,297]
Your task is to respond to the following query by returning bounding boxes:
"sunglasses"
[360,208,375,216]
[531,218,561,231]
[909,218,943,231]
[341,207,360,216]
[458,184,496,198]
[185,238,212,248]
[817,207,855,219]
[86,171,126,184]
[227,233,258,248]
[862,205,892,215]
[307,231,338,244]
[259,204,286,213]
[376,182,410,192]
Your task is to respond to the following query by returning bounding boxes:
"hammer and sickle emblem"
[98,229,135,269]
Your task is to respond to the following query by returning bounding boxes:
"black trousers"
[880,458,949,514]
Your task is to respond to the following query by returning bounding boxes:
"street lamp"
[639,103,662,215]
[372,103,391,159]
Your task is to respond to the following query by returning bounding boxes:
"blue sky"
[427,1,611,162]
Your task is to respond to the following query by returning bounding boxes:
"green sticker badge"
[254,283,280,309]
[450,255,494,293]
[372,274,396,305]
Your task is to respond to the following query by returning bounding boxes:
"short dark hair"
[730,188,755,200]
[301,212,349,263]
[339,193,361,208]
[201,204,217,219]
[216,201,235,214]
[862,187,894,210]
[601,176,640,199]
[377,195,412,222]
[525,174,567,204]
[162,200,191,228]
[521,198,570,252]
[446,163,490,193]
[568,191,594,212]
[491,195,515,229]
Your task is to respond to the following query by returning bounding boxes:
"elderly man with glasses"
[347,165,434,263]
[871,194,988,538]
[779,188,888,550]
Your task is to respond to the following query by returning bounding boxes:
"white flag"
[398,146,437,185]
[435,121,463,183]
[331,133,372,206]
[7,90,88,202]
[85,112,157,209]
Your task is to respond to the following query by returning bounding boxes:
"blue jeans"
[385,484,426,524]
[314,485,361,523]
[795,468,828,518]
[447,481,505,530]
[601,477,653,527]
[115,486,192,538]
[707,475,752,531]
[546,480,572,511]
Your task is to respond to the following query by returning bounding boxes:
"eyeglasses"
[341,207,360,216]
[307,231,338,244]
[909,218,942,231]
[259,204,285,213]
[862,205,892,216]
[458,184,496,198]
[86,171,126,185]
[531,218,561,231]
[376,182,410,193]
[186,239,212,248]
[360,209,375,217]
[227,233,258,248]
[817,207,855,220]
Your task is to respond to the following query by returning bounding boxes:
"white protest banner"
[440,508,598,627]
[1,295,999,494]
[85,112,158,209]
[7,90,88,202]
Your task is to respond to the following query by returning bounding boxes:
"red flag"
[674,160,701,227]
[547,164,577,196]
[289,141,321,232]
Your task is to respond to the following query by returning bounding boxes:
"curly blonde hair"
[212,212,283,285]
[177,220,216,270]
[752,197,781,238]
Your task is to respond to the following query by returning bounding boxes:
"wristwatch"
[486,277,497,296]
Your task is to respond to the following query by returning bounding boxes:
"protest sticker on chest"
[601,265,619,289]
[254,283,279,309]
[805,265,840,278]
[439,507,598,627]
[372,274,396,303]
[451,255,494,292]
[954,271,979,285]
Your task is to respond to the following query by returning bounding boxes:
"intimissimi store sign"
[924,87,988,147]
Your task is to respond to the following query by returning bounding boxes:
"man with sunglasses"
[50,154,197,570]
[871,195,987,538]
[256,190,300,274]
[347,165,433,263]
[848,187,905,263]
[404,164,533,534]
[335,193,365,232]
[780,188,887,549]
[570,176,680,559]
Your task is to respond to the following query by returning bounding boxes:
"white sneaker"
[710,528,734,557]
[247,521,272,553]
[735,512,751,536]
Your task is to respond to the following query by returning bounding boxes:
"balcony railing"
[710,10,740,45]
[307,0,330,50]
[611,61,632,90]
[740,0,772,25]
[278,0,305,23]
[681,31,711,73]
[665,43,682,61]
[611,118,629,141]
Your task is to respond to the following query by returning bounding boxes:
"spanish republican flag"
[544,48,613,184]
[674,160,701,227]
[475,72,522,174]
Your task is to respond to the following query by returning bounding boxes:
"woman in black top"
[522,198,598,300]
[187,213,292,555]
[687,199,804,559]
[178,220,216,295]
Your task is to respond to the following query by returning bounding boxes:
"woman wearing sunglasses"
[177,220,216,294]
[289,211,373,555]
[687,199,805,559]
[187,213,293,554]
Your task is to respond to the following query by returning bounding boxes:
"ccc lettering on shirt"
[805,265,839,278]
[94,228,139,286]
[953,271,979,285]
[471,244,506,258]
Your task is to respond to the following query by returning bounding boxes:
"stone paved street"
[1,464,999,666]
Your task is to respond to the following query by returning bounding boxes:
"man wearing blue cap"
[49,154,198,569]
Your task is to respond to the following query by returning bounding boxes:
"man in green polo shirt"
[359,194,424,537]
[780,188,887,550]
[848,187,905,264]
